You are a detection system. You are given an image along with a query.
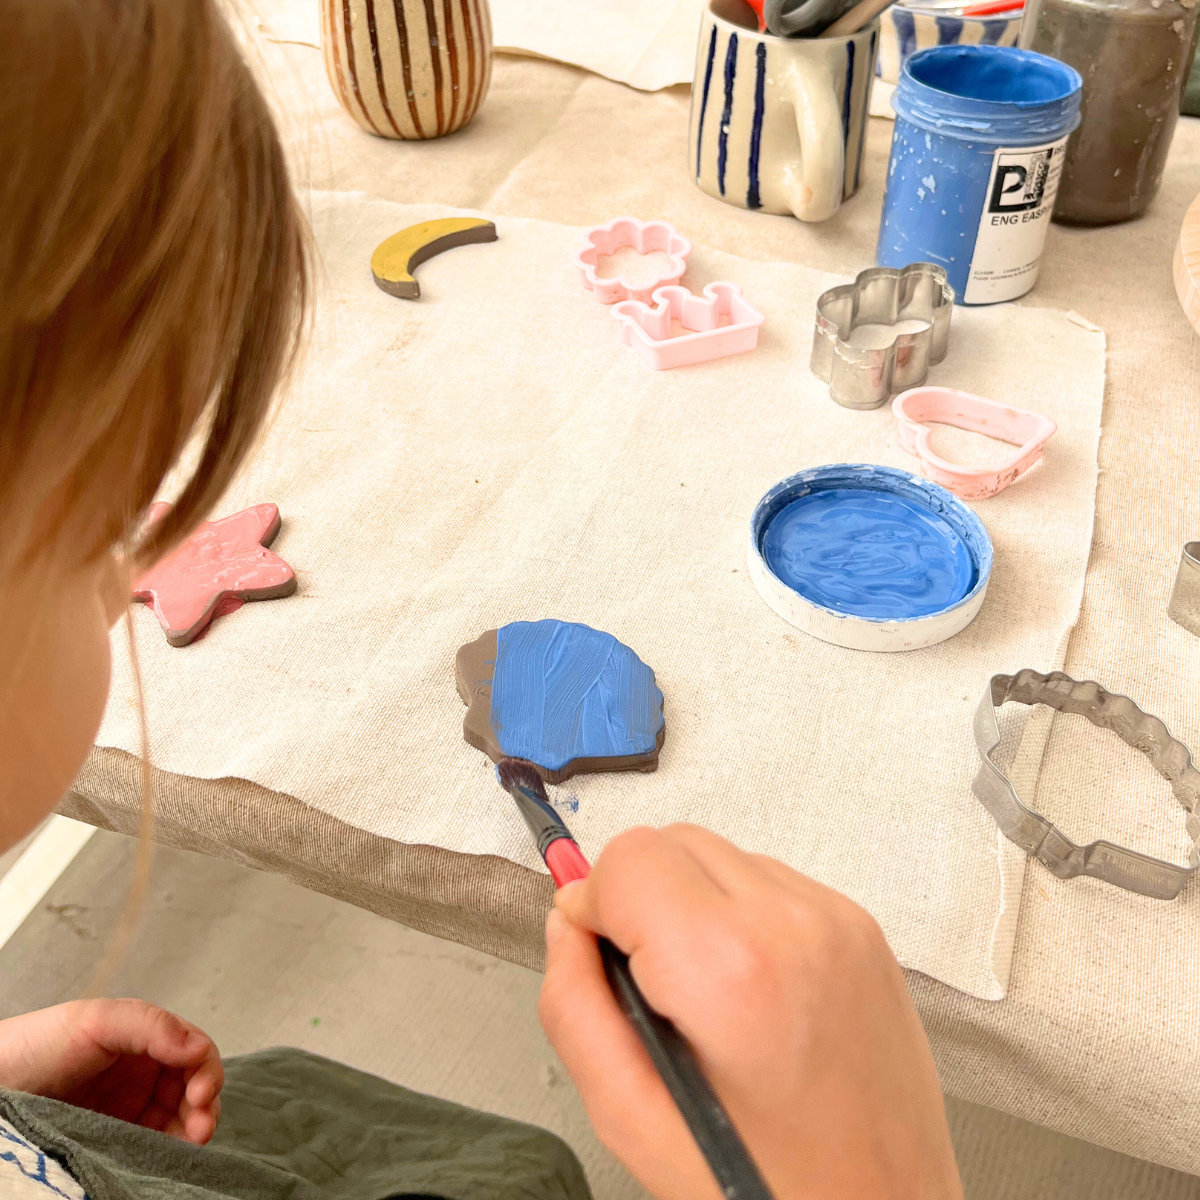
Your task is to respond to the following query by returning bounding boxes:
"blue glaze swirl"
[761,487,977,620]
[490,620,664,773]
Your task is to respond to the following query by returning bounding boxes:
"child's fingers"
[653,824,776,896]
[151,1066,185,1116]
[184,1052,224,1108]
[538,908,719,1199]
[554,827,728,955]
[539,909,664,1108]
[178,1093,219,1145]
[81,1000,218,1071]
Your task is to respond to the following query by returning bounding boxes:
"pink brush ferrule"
[545,837,592,887]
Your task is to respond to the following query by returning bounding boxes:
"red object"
[745,0,768,30]
[545,837,592,887]
[132,502,296,646]
[962,0,1024,14]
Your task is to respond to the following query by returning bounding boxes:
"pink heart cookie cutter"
[575,217,692,304]
[892,387,1057,500]
[611,283,765,370]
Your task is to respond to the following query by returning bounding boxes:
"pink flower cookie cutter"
[892,386,1057,500]
[611,283,765,370]
[575,217,692,304]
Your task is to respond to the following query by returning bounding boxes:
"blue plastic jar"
[876,46,1082,305]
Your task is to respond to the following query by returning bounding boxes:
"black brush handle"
[598,938,776,1200]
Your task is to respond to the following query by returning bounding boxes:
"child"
[0,1,963,1197]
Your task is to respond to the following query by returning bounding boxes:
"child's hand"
[539,825,963,1200]
[0,999,223,1144]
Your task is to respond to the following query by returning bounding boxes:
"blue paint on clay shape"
[490,620,664,773]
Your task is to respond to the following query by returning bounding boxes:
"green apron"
[0,1047,592,1200]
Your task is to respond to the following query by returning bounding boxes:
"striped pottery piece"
[877,6,1021,84]
[689,0,877,223]
[321,0,493,139]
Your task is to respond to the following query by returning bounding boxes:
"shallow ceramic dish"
[747,463,993,652]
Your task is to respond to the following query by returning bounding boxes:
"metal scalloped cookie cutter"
[973,669,1200,899]
[1168,542,1200,636]
[811,263,954,411]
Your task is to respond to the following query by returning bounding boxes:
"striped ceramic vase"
[321,0,493,139]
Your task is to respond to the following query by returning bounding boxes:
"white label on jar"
[964,137,1068,305]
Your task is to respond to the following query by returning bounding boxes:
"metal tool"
[810,263,953,410]
[762,0,858,36]
[1168,542,1200,636]
[972,669,1200,899]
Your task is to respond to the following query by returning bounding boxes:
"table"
[65,34,1200,1174]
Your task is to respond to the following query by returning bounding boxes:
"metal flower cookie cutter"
[811,263,953,410]
[973,669,1200,899]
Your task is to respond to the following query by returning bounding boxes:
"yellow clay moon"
[370,217,498,300]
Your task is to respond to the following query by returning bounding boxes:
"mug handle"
[783,57,845,222]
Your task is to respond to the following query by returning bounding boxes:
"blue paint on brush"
[490,620,664,773]
[762,488,975,620]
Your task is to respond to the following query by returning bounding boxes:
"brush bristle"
[496,758,549,800]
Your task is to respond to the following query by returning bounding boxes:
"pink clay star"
[132,502,296,646]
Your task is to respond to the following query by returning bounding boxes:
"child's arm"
[0,999,223,1144]
[540,825,963,1200]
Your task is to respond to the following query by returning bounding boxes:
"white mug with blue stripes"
[689,0,878,223]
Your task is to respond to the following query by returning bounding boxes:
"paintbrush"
[496,759,776,1200]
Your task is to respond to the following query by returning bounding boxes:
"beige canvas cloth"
[252,0,704,91]
[489,0,703,91]
[69,5,1200,1172]
[96,193,1105,1002]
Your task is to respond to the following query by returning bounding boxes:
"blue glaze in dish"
[490,619,664,773]
[751,464,992,626]
[762,487,975,619]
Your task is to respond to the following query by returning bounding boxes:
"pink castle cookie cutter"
[575,217,692,304]
[892,386,1057,500]
[611,283,765,370]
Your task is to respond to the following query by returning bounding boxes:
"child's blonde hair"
[0,0,309,583]
[0,0,310,991]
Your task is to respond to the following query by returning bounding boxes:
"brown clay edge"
[372,221,498,300]
[454,627,665,784]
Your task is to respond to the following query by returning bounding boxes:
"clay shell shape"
[456,619,666,783]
